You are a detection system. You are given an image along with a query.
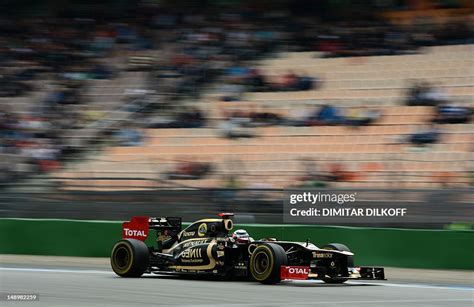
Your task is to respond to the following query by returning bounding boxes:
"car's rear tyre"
[111,239,149,277]
[250,243,287,284]
[320,243,353,284]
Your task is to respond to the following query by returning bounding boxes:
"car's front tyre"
[249,243,287,284]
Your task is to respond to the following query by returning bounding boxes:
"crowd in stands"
[403,80,472,147]
[302,104,381,127]
[294,159,358,188]
[164,161,213,180]
[148,108,206,129]
[216,104,382,137]
[0,17,135,183]
[0,2,473,187]
[314,20,473,58]
[0,77,104,182]
[148,10,285,103]
[0,72,35,97]
[219,68,317,101]
[0,109,62,182]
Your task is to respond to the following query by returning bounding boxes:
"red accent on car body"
[122,216,149,241]
[280,266,310,280]
[218,213,234,217]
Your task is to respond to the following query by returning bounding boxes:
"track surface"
[1,255,473,307]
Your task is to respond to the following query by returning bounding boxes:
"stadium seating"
[52,45,473,190]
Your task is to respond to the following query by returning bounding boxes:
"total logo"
[123,228,147,237]
[287,267,309,275]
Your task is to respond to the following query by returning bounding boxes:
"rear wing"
[122,216,182,241]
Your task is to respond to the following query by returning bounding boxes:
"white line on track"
[181,299,474,306]
[347,280,474,291]
[1,267,473,292]
[286,279,474,291]
[0,267,112,274]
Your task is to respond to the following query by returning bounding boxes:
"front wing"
[280,266,385,281]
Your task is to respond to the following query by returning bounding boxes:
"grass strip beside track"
[0,218,472,269]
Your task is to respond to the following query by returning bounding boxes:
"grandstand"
[51,44,473,191]
[0,48,149,184]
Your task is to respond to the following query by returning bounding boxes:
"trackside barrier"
[0,219,472,269]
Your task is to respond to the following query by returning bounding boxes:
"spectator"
[177,108,206,128]
[407,82,447,106]
[419,83,447,105]
[328,163,355,182]
[114,126,143,146]
[148,108,206,128]
[345,107,381,127]
[218,117,255,139]
[89,63,115,80]
[219,81,245,102]
[165,161,213,180]
[248,110,282,127]
[247,69,266,90]
[409,124,442,146]
[434,103,472,124]
[285,105,311,126]
[281,70,299,91]
[297,72,316,91]
[295,158,329,187]
[312,104,343,125]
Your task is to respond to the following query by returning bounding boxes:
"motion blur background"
[0,0,472,228]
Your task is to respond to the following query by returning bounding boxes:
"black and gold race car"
[111,213,385,284]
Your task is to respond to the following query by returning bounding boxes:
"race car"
[111,213,385,284]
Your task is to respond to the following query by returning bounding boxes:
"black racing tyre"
[320,243,353,284]
[111,239,149,277]
[249,243,287,284]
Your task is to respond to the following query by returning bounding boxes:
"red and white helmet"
[232,229,251,244]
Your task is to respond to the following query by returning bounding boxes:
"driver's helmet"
[232,229,252,244]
